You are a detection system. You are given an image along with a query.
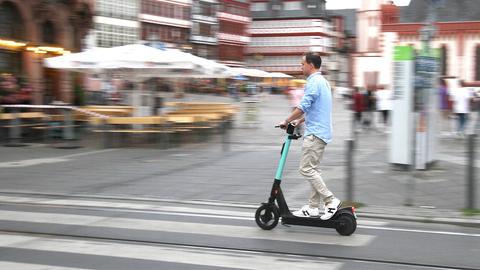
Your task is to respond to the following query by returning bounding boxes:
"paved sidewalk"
[0,92,478,227]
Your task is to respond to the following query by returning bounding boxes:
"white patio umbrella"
[229,68,271,78]
[269,72,292,78]
[44,44,231,79]
[164,49,233,78]
[43,44,234,116]
[44,44,199,79]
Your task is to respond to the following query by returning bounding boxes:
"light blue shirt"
[297,72,332,144]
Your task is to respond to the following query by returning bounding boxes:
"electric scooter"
[255,123,357,236]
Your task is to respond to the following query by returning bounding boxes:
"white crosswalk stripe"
[0,194,389,226]
[0,233,342,270]
[0,194,378,269]
[0,210,374,246]
[0,261,87,270]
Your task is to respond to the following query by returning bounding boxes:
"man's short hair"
[304,52,322,69]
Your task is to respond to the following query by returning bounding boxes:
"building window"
[440,45,448,76]
[0,1,24,40]
[219,21,245,36]
[174,5,183,18]
[141,23,188,44]
[192,22,199,35]
[42,21,56,44]
[221,3,248,17]
[198,2,215,16]
[475,45,480,81]
[96,23,138,48]
[0,50,21,74]
[219,44,243,62]
[251,3,267,12]
[141,0,189,20]
[97,0,137,20]
[283,1,302,11]
[199,23,213,37]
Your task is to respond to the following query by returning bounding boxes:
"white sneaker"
[320,198,341,220]
[293,205,319,217]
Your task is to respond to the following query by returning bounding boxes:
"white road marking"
[0,158,70,168]
[0,210,374,246]
[436,153,480,168]
[0,233,342,270]
[358,225,480,237]
[3,194,478,237]
[0,195,389,226]
[0,149,117,168]
[0,262,86,270]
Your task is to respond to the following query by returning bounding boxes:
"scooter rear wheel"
[255,204,280,230]
[335,214,357,236]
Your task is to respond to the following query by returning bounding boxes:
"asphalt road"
[0,193,478,270]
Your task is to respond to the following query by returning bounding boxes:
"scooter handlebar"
[275,123,300,137]
[274,123,293,129]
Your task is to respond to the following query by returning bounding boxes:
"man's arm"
[278,107,304,128]
[292,116,305,126]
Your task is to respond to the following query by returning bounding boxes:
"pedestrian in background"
[228,81,240,102]
[363,88,376,130]
[451,82,474,136]
[474,89,480,132]
[351,87,365,132]
[288,80,306,134]
[375,85,393,133]
[288,80,305,110]
[439,79,451,117]
[439,78,452,134]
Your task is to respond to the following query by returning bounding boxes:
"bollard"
[159,122,171,149]
[5,109,26,147]
[222,120,231,152]
[102,118,110,148]
[351,111,358,142]
[54,109,81,149]
[62,108,74,141]
[10,110,21,143]
[405,113,418,207]
[346,139,354,202]
[466,134,477,209]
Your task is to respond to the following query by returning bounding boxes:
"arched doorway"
[0,1,25,74]
[41,20,60,104]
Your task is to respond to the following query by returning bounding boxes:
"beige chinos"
[299,134,334,208]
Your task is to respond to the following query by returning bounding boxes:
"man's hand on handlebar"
[277,120,288,129]
[277,119,302,130]
[290,119,302,127]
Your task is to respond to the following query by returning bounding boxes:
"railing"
[1,105,109,148]
[1,103,238,150]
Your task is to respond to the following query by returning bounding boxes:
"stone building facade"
[0,0,93,105]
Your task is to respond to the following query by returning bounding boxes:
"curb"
[357,212,480,228]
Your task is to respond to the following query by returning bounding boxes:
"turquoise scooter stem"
[275,135,292,180]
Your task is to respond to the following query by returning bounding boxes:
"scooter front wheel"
[255,204,280,230]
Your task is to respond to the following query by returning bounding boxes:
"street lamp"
[419,0,441,53]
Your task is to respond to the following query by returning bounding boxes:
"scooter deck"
[282,216,337,228]
[281,207,355,228]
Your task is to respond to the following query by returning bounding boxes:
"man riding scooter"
[277,52,341,220]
